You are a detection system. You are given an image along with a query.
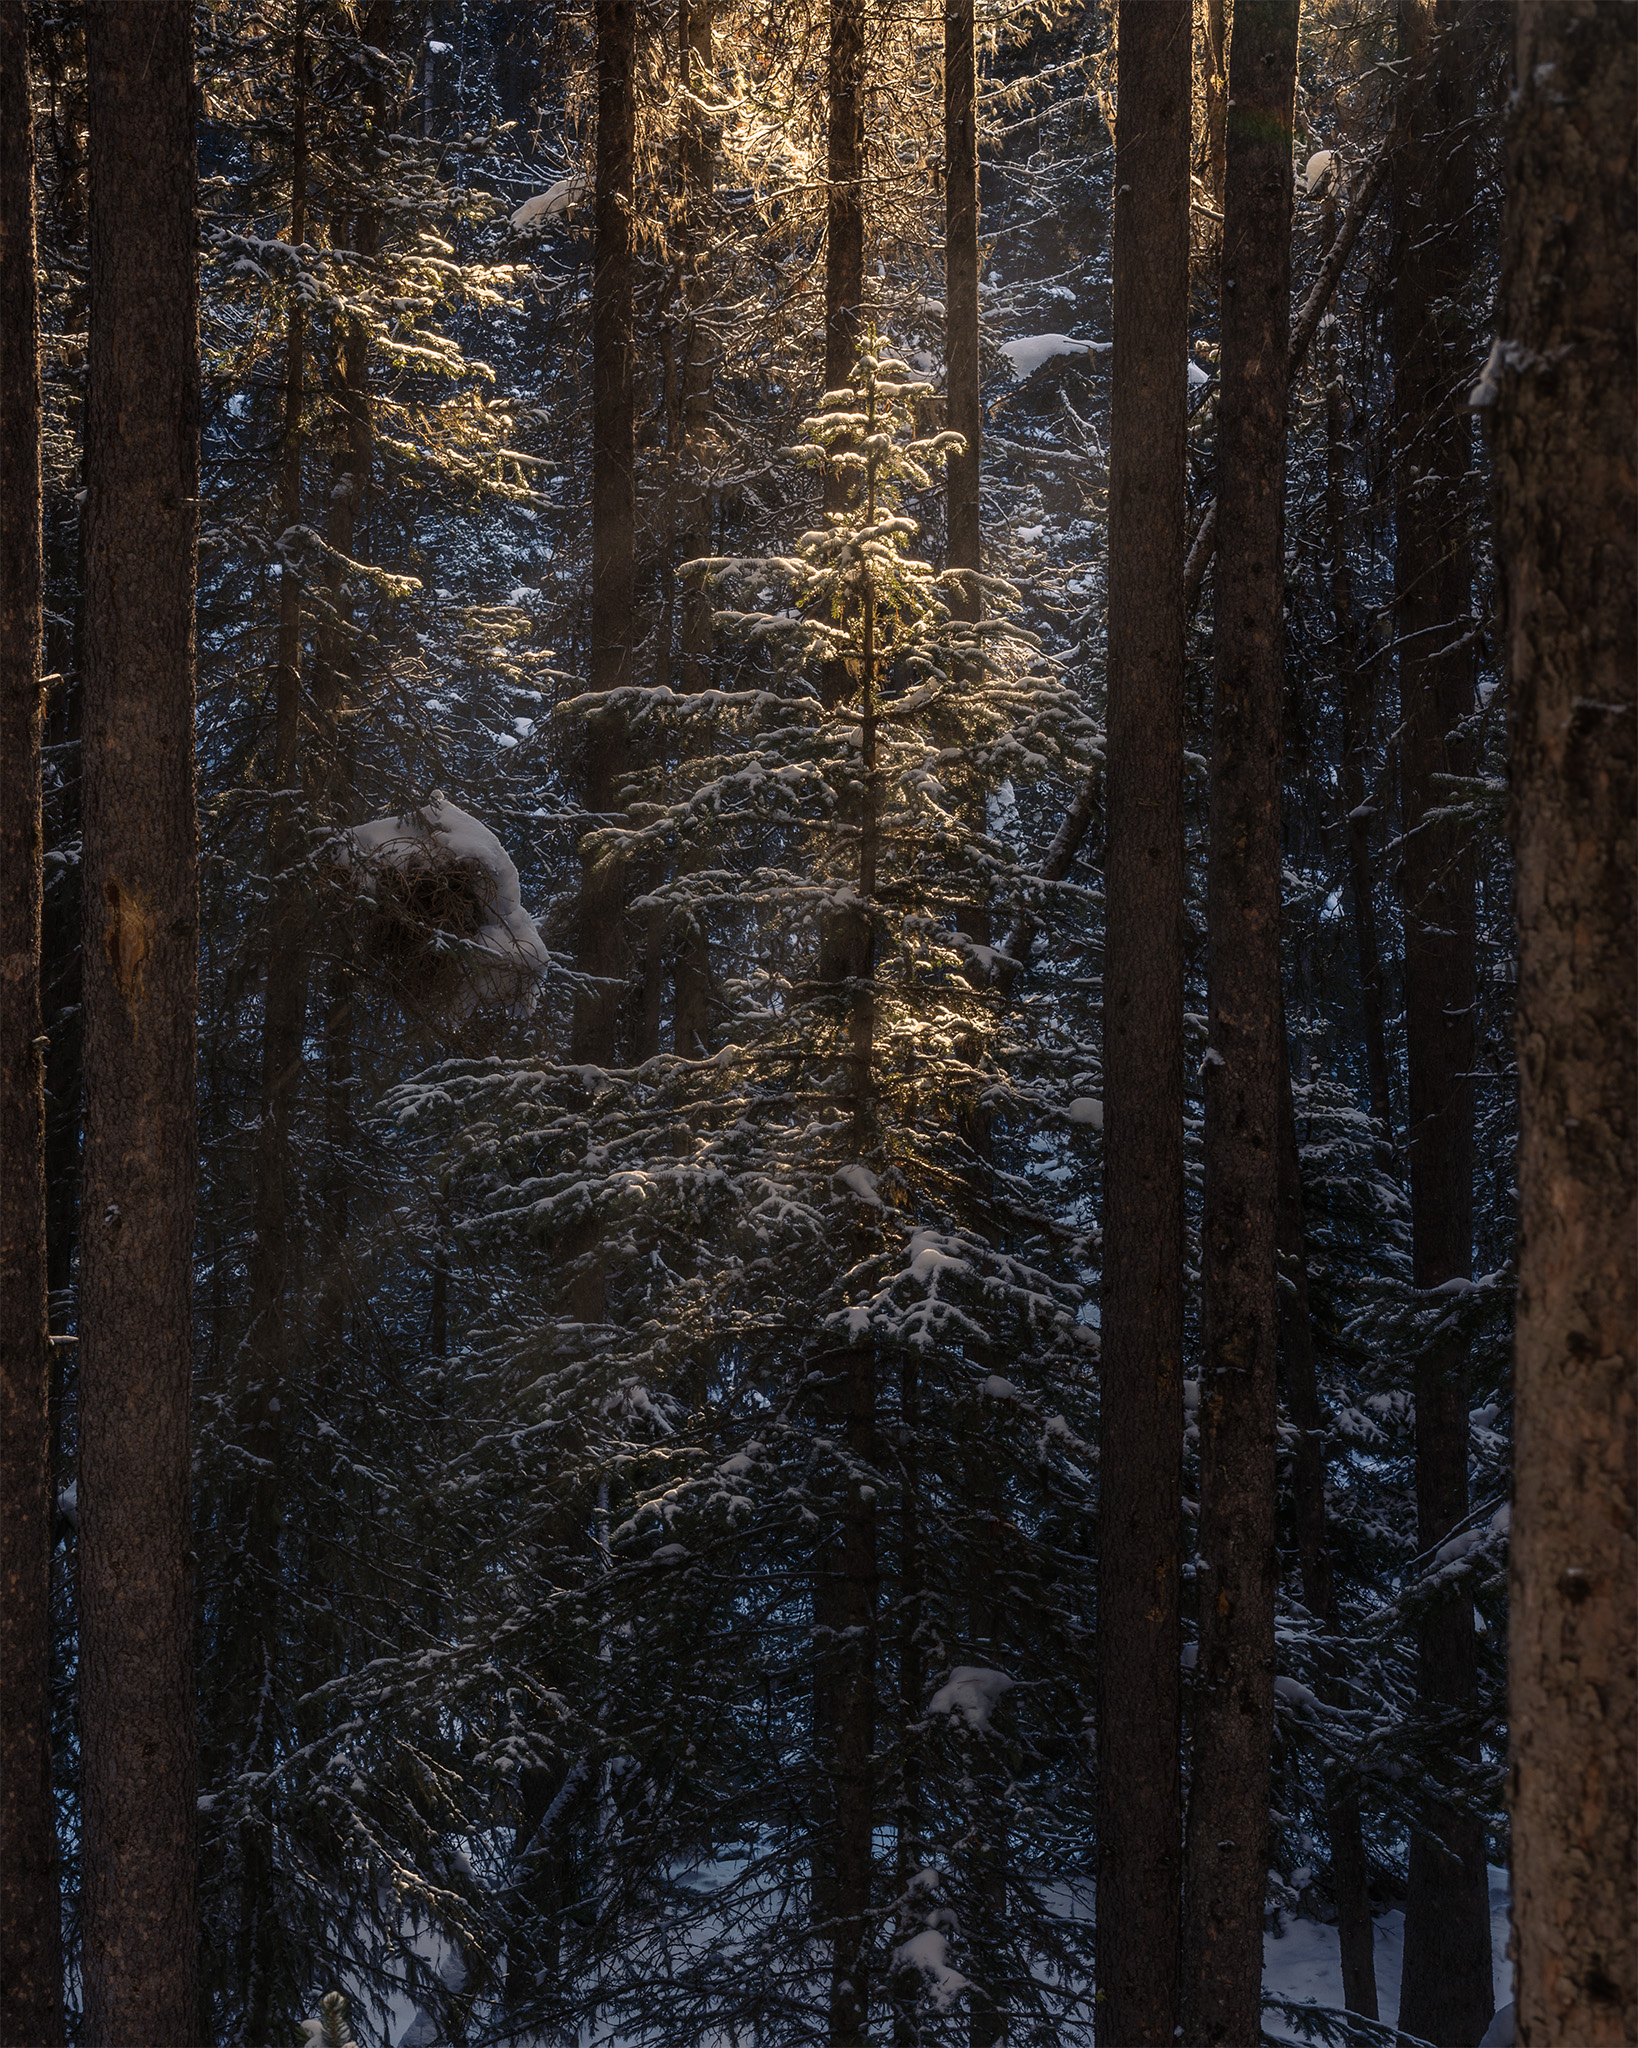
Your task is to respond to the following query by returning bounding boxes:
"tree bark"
[79,4,200,2041]
[0,0,65,2035]
[1276,1035,1378,2020]
[1497,7,1637,2044]
[234,19,310,2031]
[1321,185,1393,1146]
[825,0,866,446]
[1094,6,1190,2045]
[944,0,979,624]
[672,0,716,1059]
[1390,8,1493,2039]
[1182,6,1298,2043]
[572,0,637,1081]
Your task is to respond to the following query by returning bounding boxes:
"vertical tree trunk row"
[1391,6,1494,2038]
[1498,6,1636,2045]
[79,3,201,2040]
[0,0,65,2036]
[1094,4,1191,2043]
[1183,7,1299,2044]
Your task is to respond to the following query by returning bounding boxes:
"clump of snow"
[1489,1502,1511,1537]
[836,1162,883,1205]
[893,1928,971,2013]
[909,1242,967,1284]
[345,792,548,1022]
[1479,2003,1516,2047]
[998,332,1109,379]
[928,1665,1014,1733]
[1187,358,1210,387]
[1273,1675,1318,1710]
[979,1373,1017,1401]
[1068,1096,1103,1130]
[510,173,592,230]
[1300,149,1337,194]
[1433,1526,1486,1568]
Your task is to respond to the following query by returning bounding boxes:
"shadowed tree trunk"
[944,0,978,627]
[1182,5,1298,2043]
[231,16,312,2032]
[1320,182,1393,1147]
[573,0,637,1085]
[1390,8,1493,2040]
[1276,1032,1378,2020]
[79,3,200,2040]
[1094,5,1190,2045]
[672,0,717,1060]
[1497,6,1636,2044]
[0,1,65,2036]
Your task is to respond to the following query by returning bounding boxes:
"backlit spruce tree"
[359,347,1106,2044]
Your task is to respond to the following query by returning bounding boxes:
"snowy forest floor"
[366,1867,1515,2047]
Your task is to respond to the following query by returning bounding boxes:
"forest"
[0,0,1631,2045]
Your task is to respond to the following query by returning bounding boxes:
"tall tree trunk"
[1321,185,1393,1146]
[1182,6,1298,2043]
[572,0,637,1093]
[1390,8,1492,2039]
[824,0,866,461]
[1275,1035,1378,2020]
[826,473,882,2048]
[0,0,65,2035]
[1095,6,1190,2045]
[235,19,310,2032]
[1497,7,1636,2044]
[79,4,200,2041]
[672,0,716,1059]
[944,0,979,625]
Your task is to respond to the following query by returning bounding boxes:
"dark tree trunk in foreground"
[1094,5,1190,2043]
[1498,7,1636,2043]
[79,3,200,2041]
[1391,8,1492,2039]
[0,1,65,2036]
[1276,1039,1378,2020]
[944,0,979,623]
[1182,6,1298,2042]
[572,0,637,1079]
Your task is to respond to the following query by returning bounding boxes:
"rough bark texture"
[572,0,637,1077]
[1497,7,1637,2045]
[79,3,201,2041]
[1390,8,1493,2039]
[1276,1038,1377,2020]
[1182,6,1298,2043]
[1094,6,1190,2044]
[0,0,65,2036]
[944,0,979,622]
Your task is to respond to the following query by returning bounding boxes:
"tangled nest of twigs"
[341,845,499,1018]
